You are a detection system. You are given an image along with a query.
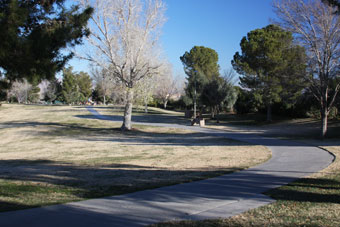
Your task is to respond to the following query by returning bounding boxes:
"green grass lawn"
[0,104,270,212]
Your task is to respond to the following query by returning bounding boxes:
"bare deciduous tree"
[78,0,166,130]
[222,68,238,111]
[154,64,180,109]
[8,79,32,104]
[274,0,340,138]
[43,79,62,102]
[223,68,238,86]
[134,75,156,113]
[38,80,50,100]
[92,68,113,105]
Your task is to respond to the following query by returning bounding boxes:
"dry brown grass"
[309,141,340,179]
[217,142,340,227]
[205,115,340,139]
[153,141,340,227]
[0,104,270,211]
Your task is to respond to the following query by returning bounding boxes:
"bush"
[170,97,188,110]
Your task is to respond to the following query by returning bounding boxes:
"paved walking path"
[0,107,333,227]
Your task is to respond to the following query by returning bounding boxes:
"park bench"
[191,115,205,127]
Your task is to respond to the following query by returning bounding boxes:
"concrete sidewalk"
[0,107,333,227]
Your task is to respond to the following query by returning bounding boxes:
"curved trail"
[0,107,333,227]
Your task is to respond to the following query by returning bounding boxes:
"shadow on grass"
[76,106,178,115]
[204,113,271,126]
[266,177,340,204]
[83,106,189,124]
[1,118,339,148]
[0,201,36,213]
[77,113,190,125]
[205,113,340,140]
[84,106,340,141]
[0,120,252,147]
[0,159,245,212]
[1,157,338,217]
[2,119,338,148]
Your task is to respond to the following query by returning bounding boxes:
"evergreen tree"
[28,81,40,103]
[180,46,220,116]
[61,67,80,104]
[201,77,237,120]
[0,77,9,101]
[201,79,225,119]
[180,46,220,81]
[76,72,92,101]
[61,67,92,104]
[184,70,208,112]
[232,25,306,121]
[234,87,261,114]
[0,0,92,82]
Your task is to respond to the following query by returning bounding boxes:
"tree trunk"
[193,99,197,118]
[121,89,133,131]
[103,95,106,105]
[144,101,148,113]
[216,107,220,124]
[163,100,168,109]
[266,104,272,122]
[321,107,328,139]
[211,106,215,119]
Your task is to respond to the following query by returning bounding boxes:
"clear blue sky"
[68,0,277,78]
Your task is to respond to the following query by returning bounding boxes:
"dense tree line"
[3,65,183,108]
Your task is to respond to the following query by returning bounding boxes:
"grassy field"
[152,116,340,227]
[152,144,340,227]
[0,104,270,212]
[204,112,340,139]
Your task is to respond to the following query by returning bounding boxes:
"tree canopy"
[201,78,236,120]
[180,46,221,116]
[79,0,166,131]
[323,0,340,11]
[76,71,92,100]
[232,24,306,121]
[0,0,93,82]
[180,46,220,81]
[274,0,340,138]
[61,67,92,104]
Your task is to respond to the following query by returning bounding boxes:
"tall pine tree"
[61,67,80,104]
[232,25,306,121]
[0,0,92,82]
[180,46,220,116]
